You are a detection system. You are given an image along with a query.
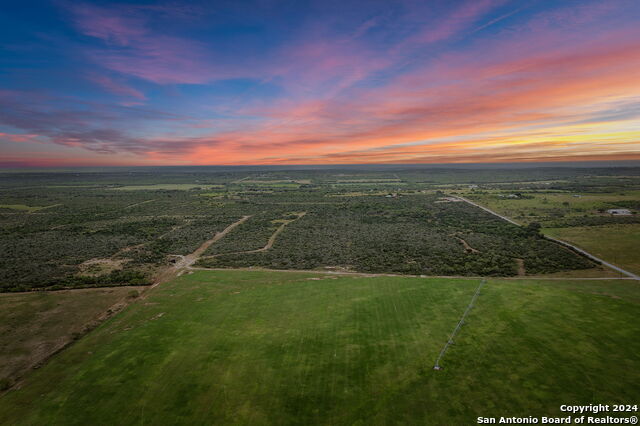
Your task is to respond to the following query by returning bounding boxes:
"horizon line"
[2,159,640,172]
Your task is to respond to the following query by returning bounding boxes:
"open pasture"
[0,270,638,425]
[464,190,640,225]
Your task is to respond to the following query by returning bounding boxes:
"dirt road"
[177,215,252,268]
[200,212,306,259]
[254,212,306,252]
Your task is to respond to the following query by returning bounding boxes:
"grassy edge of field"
[0,286,147,392]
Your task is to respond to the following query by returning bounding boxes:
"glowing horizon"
[1,0,639,167]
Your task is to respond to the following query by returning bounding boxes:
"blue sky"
[1,0,639,166]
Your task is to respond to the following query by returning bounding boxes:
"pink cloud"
[88,74,146,101]
[91,37,220,84]
[69,3,146,45]
[0,132,41,143]
[414,0,502,44]
[178,26,640,164]
[8,1,639,166]
[68,3,232,84]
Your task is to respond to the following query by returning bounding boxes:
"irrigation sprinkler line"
[433,279,486,370]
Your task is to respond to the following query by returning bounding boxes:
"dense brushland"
[0,270,638,425]
[197,195,593,275]
[5,165,637,291]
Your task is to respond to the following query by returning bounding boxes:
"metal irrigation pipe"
[433,279,486,370]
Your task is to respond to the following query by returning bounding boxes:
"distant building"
[607,209,632,215]
[469,184,478,189]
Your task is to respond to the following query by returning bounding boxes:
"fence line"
[433,279,486,370]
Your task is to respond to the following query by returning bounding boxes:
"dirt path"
[454,236,480,253]
[200,212,306,260]
[80,219,195,272]
[116,220,194,256]
[176,215,252,269]
[124,199,157,209]
[455,196,521,225]
[141,215,251,295]
[515,258,526,276]
[231,176,250,184]
[257,212,306,252]
[1,286,145,392]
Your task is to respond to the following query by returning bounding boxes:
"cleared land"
[0,286,145,389]
[0,270,638,425]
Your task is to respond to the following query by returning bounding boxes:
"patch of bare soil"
[435,196,463,203]
[515,258,526,276]
[454,236,480,253]
[79,258,129,276]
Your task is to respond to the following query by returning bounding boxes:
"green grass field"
[0,287,143,388]
[1,270,638,425]
[545,224,640,274]
[463,191,640,224]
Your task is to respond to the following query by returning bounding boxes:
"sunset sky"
[1,0,639,167]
